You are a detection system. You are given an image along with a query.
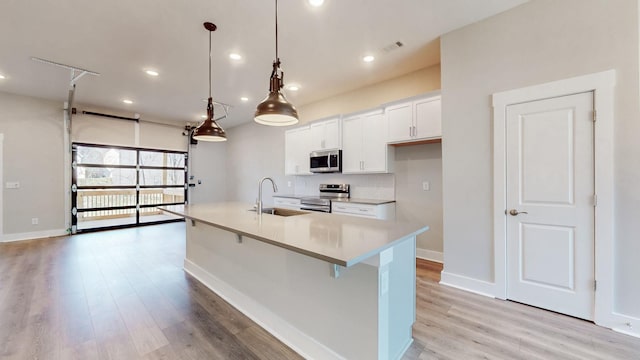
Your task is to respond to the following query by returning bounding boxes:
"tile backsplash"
[292,173,395,200]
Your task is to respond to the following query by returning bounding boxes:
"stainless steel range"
[300,184,350,213]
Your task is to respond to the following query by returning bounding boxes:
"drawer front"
[274,198,301,209]
[332,203,377,217]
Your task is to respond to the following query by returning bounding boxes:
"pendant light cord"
[275,0,279,61]
[209,29,212,98]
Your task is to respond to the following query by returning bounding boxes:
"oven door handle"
[300,207,330,213]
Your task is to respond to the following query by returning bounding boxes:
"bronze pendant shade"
[193,22,227,142]
[254,0,299,126]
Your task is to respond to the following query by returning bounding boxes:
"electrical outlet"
[31,218,39,225]
[422,181,430,191]
[287,181,292,187]
[380,270,389,296]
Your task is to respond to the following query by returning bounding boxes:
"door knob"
[509,209,528,216]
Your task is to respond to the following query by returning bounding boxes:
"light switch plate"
[422,181,430,191]
[6,181,20,189]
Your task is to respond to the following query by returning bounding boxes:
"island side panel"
[383,236,416,360]
[185,221,380,360]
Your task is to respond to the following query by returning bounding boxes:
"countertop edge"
[161,206,351,267]
[160,205,428,268]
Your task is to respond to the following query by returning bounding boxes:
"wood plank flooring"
[1,223,638,359]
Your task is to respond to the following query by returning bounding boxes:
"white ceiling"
[0,0,526,128]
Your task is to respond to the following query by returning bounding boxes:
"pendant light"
[193,22,227,142]
[254,0,299,126]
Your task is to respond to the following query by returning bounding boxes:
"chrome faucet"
[257,177,278,215]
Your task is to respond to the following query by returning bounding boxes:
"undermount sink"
[249,207,308,217]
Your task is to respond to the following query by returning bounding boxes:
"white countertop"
[160,202,427,267]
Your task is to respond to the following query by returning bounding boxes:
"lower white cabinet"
[273,197,302,210]
[332,202,395,220]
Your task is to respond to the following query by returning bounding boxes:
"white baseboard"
[184,259,345,360]
[439,271,496,298]
[416,248,443,263]
[1,228,68,243]
[610,313,640,339]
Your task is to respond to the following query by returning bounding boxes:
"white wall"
[0,91,65,237]
[441,0,639,318]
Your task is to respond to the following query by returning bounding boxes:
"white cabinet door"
[323,118,341,150]
[415,96,441,139]
[386,94,441,143]
[341,115,362,173]
[273,197,302,210]
[342,110,390,174]
[310,117,341,151]
[284,126,311,175]
[386,101,413,143]
[362,111,388,172]
[310,122,325,151]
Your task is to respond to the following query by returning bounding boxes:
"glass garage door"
[71,143,187,232]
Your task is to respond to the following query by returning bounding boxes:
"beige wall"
[299,65,441,123]
[0,92,191,239]
[0,91,65,236]
[441,0,639,317]
[188,141,228,204]
[224,63,443,256]
[225,123,289,205]
[394,143,443,253]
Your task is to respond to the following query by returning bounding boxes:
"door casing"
[492,70,615,326]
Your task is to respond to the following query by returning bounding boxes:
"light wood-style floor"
[1,223,638,359]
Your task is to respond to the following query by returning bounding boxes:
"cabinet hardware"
[409,126,412,137]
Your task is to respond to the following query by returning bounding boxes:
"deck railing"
[77,189,184,221]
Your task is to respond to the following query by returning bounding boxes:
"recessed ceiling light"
[229,53,242,60]
[308,0,324,7]
[0,74,5,79]
[145,70,159,76]
[123,99,133,104]
[240,97,249,102]
[286,84,300,91]
[363,55,375,63]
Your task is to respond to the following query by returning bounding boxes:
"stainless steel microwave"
[310,150,342,173]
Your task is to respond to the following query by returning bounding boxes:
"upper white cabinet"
[386,94,441,144]
[285,126,312,175]
[342,110,393,174]
[310,117,341,151]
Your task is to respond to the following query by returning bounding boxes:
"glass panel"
[140,169,184,186]
[139,151,185,168]
[76,146,137,166]
[140,207,183,224]
[140,188,185,205]
[77,189,136,209]
[76,167,137,186]
[76,208,136,230]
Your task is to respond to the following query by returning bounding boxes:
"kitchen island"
[160,202,428,360]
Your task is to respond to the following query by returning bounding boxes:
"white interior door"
[506,92,594,320]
